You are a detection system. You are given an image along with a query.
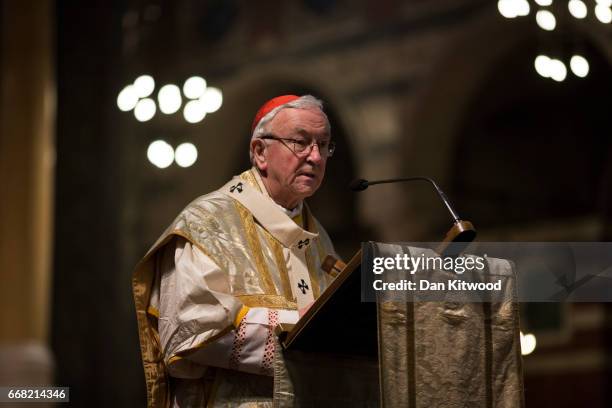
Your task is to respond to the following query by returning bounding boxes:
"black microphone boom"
[350,177,461,223]
[349,176,477,248]
[348,178,370,192]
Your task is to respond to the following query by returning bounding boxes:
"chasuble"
[132,168,337,407]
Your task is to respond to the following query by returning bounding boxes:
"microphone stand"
[350,177,476,257]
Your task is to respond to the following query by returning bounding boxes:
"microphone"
[350,177,476,253]
[350,177,462,223]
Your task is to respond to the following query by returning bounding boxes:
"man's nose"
[306,143,323,163]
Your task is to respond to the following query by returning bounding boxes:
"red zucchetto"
[251,95,300,133]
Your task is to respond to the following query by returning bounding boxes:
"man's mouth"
[298,171,316,179]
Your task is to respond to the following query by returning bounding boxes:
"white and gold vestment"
[132,168,337,407]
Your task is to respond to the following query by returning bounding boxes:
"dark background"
[3,0,612,406]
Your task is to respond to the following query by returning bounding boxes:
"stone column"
[0,0,56,387]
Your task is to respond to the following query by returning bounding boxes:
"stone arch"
[451,40,611,238]
[400,9,612,241]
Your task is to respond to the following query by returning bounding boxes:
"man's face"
[259,107,330,207]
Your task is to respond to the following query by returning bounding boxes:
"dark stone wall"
[52,2,145,406]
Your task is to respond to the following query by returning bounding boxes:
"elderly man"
[133,95,338,407]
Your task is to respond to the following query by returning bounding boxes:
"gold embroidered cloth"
[377,248,524,408]
[271,246,524,407]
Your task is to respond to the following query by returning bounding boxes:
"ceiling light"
[498,0,518,18]
[536,10,557,30]
[534,55,551,78]
[183,100,207,123]
[183,76,207,99]
[516,0,530,16]
[549,59,567,82]
[595,4,612,23]
[147,140,174,169]
[520,331,537,356]
[570,55,589,77]
[200,87,223,113]
[175,143,198,168]
[117,85,138,111]
[158,84,182,114]
[568,0,587,18]
[133,75,155,98]
[134,98,156,122]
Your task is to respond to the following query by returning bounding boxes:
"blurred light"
[498,0,518,18]
[535,0,553,6]
[183,100,207,123]
[570,55,590,77]
[117,85,138,111]
[183,76,207,99]
[133,75,155,98]
[536,10,557,30]
[520,331,537,356]
[534,55,551,78]
[595,4,612,23]
[596,0,612,7]
[568,0,588,18]
[158,84,182,114]
[549,59,567,82]
[516,0,530,16]
[175,143,198,168]
[134,98,156,122]
[147,140,174,169]
[200,87,223,113]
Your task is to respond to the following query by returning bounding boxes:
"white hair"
[249,95,330,163]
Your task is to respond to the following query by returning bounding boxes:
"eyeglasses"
[259,134,336,158]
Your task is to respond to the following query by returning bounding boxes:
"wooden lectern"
[274,244,524,407]
[274,251,379,407]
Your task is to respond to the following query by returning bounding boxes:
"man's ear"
[251,139,268,172]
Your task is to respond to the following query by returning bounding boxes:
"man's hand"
[298,301,314,318]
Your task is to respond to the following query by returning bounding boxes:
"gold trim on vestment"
[240,168,293,300]
[170,229,224,273]
[234,201,277,296]
[305,204,327,261]
[240,169,262,193]
[304,205,323,299]
[147,305,160,318]
[303,204,312,230]
[305,247,321,299]
[293,213,303,228]
[133,251,172,408]
[149,319,164,358]
[233,305,250,328]
[314,230,327,269]
[262,230,295,302]
[317,239,328,268]
[237,294,297,310]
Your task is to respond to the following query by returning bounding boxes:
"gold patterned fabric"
[132,168,337,407]
[377,249,524,408]
[269,244,523,407]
